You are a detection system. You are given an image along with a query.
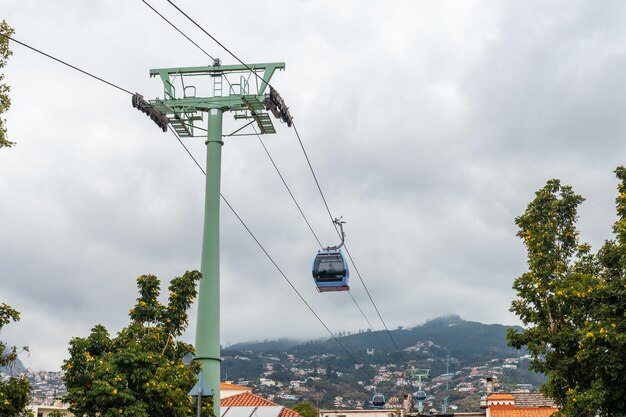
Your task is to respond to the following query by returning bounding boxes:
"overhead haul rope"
[3,31,361,364]
[159,0,405,355]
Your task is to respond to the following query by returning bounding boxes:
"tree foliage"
[291,401,318,417]
[0,303,31,417]
[0,20,15,148]
[62,271,214,417]
[508,170,626,416]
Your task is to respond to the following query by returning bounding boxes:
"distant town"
[0,316,553,416]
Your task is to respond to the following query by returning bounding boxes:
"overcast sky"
[3,1,626,371]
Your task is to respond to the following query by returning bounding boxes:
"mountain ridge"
[224,314,523,362]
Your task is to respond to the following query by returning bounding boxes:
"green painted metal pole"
[195,108,224,417]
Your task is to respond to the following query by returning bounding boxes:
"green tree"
[62,271,214,417]
[291,401,317,417]
[0,303,31,417]
[508,171,626,416]
[0,20,15,148]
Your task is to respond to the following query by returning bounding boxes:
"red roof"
[489,409,557,417]
[221,392,276,407]
[487,393,558,417]
[489,393,515,401]
[221,382,253,392]
[220,392,303,417]
[280,408,303,417]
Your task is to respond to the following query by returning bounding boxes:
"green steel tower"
[146,60,290,416]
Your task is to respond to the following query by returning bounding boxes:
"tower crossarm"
[150,62,285,98]
[148,62,286,137]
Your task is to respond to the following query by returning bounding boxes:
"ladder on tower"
[213,75,223,97]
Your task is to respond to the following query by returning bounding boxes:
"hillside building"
[30,399,75,417]
[221,381,253,398]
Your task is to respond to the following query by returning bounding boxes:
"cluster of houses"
[27,380,559,417]
[11,346,553,416]
[225,350,539,410]
[16,370,66,406]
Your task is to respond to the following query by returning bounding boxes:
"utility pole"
[146,60,290,417]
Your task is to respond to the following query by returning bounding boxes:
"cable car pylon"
[411,368,430,413]
[145,59,290,416]
[312,218,350,292]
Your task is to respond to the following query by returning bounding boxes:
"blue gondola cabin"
[312,249,349,292]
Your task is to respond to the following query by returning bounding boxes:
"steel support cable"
[348,291,389,349]
[164,0,269,88]
[134,5,398,353]
[149,1,397,357]
[252,125,389,349]
[344,244,403,353]
[3,30,359,365]
[152,0,407,362]
[166,128,360,365]
[6,26,211,141]
[252,127,323,249]
[292,121,405,354]
[169,125,206,174]
[221,199,361,366]
[0,33,133,96]
[140,0,215,61]
[292,122,337,227]
[3,33,213,142]
[4,26,394,367]
[221,193,360,365]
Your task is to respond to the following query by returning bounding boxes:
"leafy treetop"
[63,271,214,417]
[0,303,31,417]
[508,169,626,416]
[0,20,15,148]
[291,401,318,417]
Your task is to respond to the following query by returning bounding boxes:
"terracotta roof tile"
[512,393,556,408]
[221,382,253,391]
[489,394,515,401]
[221,392,277,407]
[279,408,303,417]
[220,392,304,417]
[490,408,558,417]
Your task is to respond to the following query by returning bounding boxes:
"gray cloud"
[3,0,626,370]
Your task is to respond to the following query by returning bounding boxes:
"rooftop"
[221,382,253,392]
[488,409,557,417]
[486,392,558,417]
[512,393,555,408]
[220,392,302,417]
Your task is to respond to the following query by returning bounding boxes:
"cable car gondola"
[312,218,349,292]
[413,390,427,411]
[312,249,349,292]
[371,393,385,409]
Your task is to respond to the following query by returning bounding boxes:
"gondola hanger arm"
[326,217,346,251]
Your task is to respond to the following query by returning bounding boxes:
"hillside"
[222,315,535,411]
[18,316,538,411]
[226,338,301,352]
[225,315,522,364]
